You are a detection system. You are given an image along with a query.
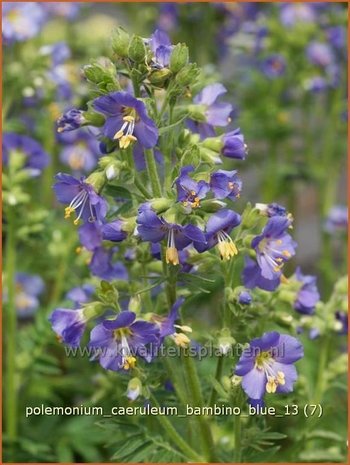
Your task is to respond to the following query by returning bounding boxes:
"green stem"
[5,207,17,455]
[234,414,242,462]
[313,335,330,405]
[208,355,224,406]
[150,394,205,462]
[182,351,216,461]
[144,149,162,197]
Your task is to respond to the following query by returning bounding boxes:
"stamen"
[173,332,190,348]
[166,229,179,265]
[217,230,238,260]
[113,113,137,149]
[123,356,137,370]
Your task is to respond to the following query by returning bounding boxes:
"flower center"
[182,189,201,209]
[255,351,286,394]
[257,238,291,273]
[113,108,138,149]
[228,182,240,198]
[216,230,238,260]
[113,329,137,370]
[64,188,95,225]
[172,324,192,348]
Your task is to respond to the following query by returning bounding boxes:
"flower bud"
[129,295,141,313]
[201,136,222,152]
[175,63,200,86]
[83,301,105,320]
[128,35,147,63]
[150,198,173,213]
[200,199,226,213]
[111,27,130,58]
[127,377,142,401]
[86,171,106,192]
[106,163,118,181]
[148,68,172,86]
[170,43,189,73]
[188,104,207,122]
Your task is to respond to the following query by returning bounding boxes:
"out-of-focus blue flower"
[306,41,334,68]
[255,202,288,218]
[174,166,209,209]
[89,311,160,371]
[238,289,252,305]
[42,2,82,20]
[157,3,178,32]
[210,169,242,201]
[251,216,296,281]
[137,203,206,265]
[3,133,49,176]
[89,247,128,281]
[327,26,346,50]
[57,109,86,133]
[335,311,348,335]
[93,92,158,149]
[304,76,329,93]
[58,129,101,173]
[188,83,232,139]
[280,3,315,27]
[261,54,286,79]
[293,267,320,315]
[66,284,95,308]
[194,209,241,260]
[235,331,304,402]
[53,173,108,225]
[12,273,44,317]
[324,205,348,233]
[2,2,46,44]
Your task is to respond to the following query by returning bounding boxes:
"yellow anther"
[64,206,74,219]
[218,241,238,261]
[173,332,190,348]
[123,115,135,123]
[282,250,291,258]
[76,246,82,254]
[73,218,80,226]
[266,377,277,393]
[276,239,283,245]
[273,265,282,272]
[113,129,124,140]
[166,247,179,266]
[277,371,285,385]
[175,324,192,333]
[123,356,137,370]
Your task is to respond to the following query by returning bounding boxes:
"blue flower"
[194,209,241,260]
[188,83,232,139]
[137,203,206,265]
[210,169,242,201]
[222,128,247,160]
[235,331,304,402]
[92,92,158,149]
[293,267,320,315]
[251,217,296,281]
[242,257,281,292]
[3,133,49,176]
[261,54,286,79]
[89,311,160,371]
[157,297,192,347]
[255,202,288,218]
[174,166,209,209]
[57,109,86,133]
[12,273,44,317]
[89,247,128,282]
[53,173,108,225]
[238,290,252,305]
[42,2,81,20]
[49,307,87,347]
[58,129,101,173]
[66,284,95,308]
[148,29,173,68]
[3,2,46,44]
[306,41,334,68]
[279,3,315,27]
[324,206,347,233]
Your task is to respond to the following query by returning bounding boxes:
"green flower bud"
[148,68,172,86]
[175,63,200,86]
[150,198,173,213]
[243,234,255,248]
[86,171,106,192]
[231,375,242,387]
[188,104,207,122]
[83,110,105,127]
[201,136,222,152]
[129,295,141,313]
[111,27,130,57]
[128,35,147,63]
[83,301,105,320]
[278,290,296,305]
[127,377,142,401]
[200,199,226,213]
[198,147,222,164]
[170,43,189,73]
